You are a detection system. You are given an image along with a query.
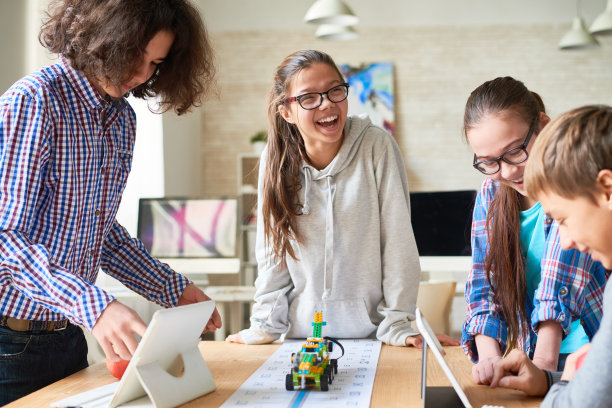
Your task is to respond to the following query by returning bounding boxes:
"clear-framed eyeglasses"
[284,83,349,110]
[472,118,538,175]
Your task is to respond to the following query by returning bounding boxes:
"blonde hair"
[525,105,612,201]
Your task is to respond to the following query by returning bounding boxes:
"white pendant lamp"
[559,16,600,50]
[590,0,612,36]
[304,0,358,26]
[315,24,358,41]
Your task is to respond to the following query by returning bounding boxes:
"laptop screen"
[137,198,237,258]
[409,190,476,256]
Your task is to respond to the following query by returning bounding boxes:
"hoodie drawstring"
[302,167,311,215]
[323,176,334,299]
[302,166,335,299]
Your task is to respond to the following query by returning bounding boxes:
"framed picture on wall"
[340,62,395,136]
[137,198,237,258]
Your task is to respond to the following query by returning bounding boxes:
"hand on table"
[472,355,502,385]
[226,332,245,343]
[489,349,548,396]
[405,333,460,348]
[178,283,222,333]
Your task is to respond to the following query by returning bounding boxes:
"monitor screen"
[409,190,476,256]
[137,198,237,258]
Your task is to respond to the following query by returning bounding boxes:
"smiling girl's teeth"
[318,116,337,123]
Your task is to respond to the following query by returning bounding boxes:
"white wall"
[0,0,26,92]
[199,0,608,31]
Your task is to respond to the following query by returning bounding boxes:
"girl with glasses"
[461,76,607,385]
[227,49,458,348]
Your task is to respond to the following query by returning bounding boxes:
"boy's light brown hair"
[525,105,612,201]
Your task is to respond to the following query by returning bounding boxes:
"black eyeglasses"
[472,118,538,175]
[284,83,349,110]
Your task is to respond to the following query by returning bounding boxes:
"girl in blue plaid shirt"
[461,77,608,385]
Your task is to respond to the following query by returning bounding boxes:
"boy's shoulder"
[1,62,67,105]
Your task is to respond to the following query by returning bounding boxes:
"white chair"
[416,280,456,335]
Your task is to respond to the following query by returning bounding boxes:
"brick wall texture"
[200,25,612,197]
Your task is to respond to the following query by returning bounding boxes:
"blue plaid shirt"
[0,56,189,331]
[462,178,609,362]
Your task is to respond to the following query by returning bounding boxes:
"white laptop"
[52,301,216,408]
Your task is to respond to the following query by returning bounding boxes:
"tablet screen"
[415,307,472,408]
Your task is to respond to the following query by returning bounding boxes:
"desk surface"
[6,342,542,408]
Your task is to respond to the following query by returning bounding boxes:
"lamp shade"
[315,24,358,41]
[559,17,600,49]
[304,0,358,26]
[590,0,612,35]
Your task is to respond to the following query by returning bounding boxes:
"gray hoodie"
[240,115,421,346]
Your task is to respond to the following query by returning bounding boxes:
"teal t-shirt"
[520,202,589,354]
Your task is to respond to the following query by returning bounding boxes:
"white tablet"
[415,307,472,408]
[52,301,216,408]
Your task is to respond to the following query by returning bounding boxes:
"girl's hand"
[405,333,460,348]
[472,355,502,384]
[226,332,245,343]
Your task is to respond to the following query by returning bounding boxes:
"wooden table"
[6,342,542,408]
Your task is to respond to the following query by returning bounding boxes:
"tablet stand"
[131,347,215,408]
[421,340,463,408]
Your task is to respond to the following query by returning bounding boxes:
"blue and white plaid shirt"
[462,178,609,362]
[0,56,189,331]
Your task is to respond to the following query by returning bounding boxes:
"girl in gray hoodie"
[227,50,458,348]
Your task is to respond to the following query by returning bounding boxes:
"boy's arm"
[100,220,191,307]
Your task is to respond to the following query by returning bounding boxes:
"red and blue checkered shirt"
[462,178,609,362]
[0,56,189,331]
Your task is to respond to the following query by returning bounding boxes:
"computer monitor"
[137,197,237,258]
[409,190,476,257]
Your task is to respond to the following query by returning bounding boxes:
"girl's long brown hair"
[463,76,545,351]
[39,0,216,115]
[263,50,344,265]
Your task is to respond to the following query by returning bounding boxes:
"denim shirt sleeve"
[462,179,507,362]
[532,219,609,338]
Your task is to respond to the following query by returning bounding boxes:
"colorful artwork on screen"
[138,199,237,258]
[340,62,395,136]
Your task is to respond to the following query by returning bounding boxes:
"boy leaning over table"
[489,105,612,408]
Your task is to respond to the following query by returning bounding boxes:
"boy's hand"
[178,284,222,333]
[490,349,548,396]
[561,343,591,381]
[226,332,245,343]
[92,300,147,361]
[405,333,460,348]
